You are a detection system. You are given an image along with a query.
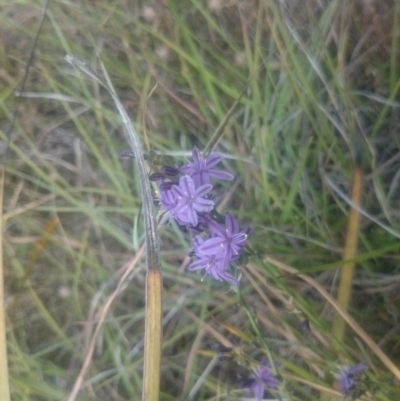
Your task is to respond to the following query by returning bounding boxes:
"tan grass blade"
[332,165,363,344]
[0,168,11,401]
[144,270,163,399]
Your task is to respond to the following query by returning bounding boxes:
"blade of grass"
[204,82,249,155]
[332,162,363,345]
[65,56,162,401]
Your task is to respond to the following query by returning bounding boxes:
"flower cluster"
[156,147,250,285]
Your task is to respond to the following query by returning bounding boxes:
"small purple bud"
[149,172,166,181]
[159,181,178,191]
[161,165,180,177]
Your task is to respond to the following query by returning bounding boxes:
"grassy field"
[1,0,400,400]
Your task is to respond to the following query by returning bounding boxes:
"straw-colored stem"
[332,166,363,345]
[0,168,10,401]
[143,270,163,401]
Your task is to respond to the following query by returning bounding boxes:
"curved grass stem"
[65,56,162,401]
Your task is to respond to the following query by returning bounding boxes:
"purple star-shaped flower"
[199,212,250,267]
[337,363,368,394]
[181,147,234,187]
[245,359,280,400]
[188,236,238,285]
[169,175,214,226]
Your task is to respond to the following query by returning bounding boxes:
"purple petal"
[208,169,234,181]
[200,237,226,255]
[251,382,264,401]
[187,208,198,226]
[261,373,280,389]
[180,164,194,175]
[204,152,222,168]
[221,247,233,267]
[179,175,195,196]
[348,363,368,375]
[225,212,239,235]
[192,235,204,250]
[193,198,214,212]
[197,171,209,186]
[188,258,207,271]
[160,189,178,210]
[340,376,354,392]
[194,183,212,198]
[171,185,184,199]
[229,246,244,260]
[205,218,226,238]
[192,146,201,166]
[173,204,191,225]
[231,233,248,249]
[217,270,238,286]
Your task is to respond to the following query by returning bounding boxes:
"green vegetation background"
[1,0,400,400]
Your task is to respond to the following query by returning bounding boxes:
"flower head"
[337,363,368,395]
[187,213,250,285]
[181,146,234,187]
[199,212,250,267]
[244,359,280,400]
[158,175,214,226]
[188,236,238,285]
[170,175,214,226]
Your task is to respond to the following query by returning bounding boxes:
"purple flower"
[188,236,238,285]
[181,147,234,187]
[337,363,368,394]
[199,212,250,267]
[169,175,214,226]
[246,359,280,400]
